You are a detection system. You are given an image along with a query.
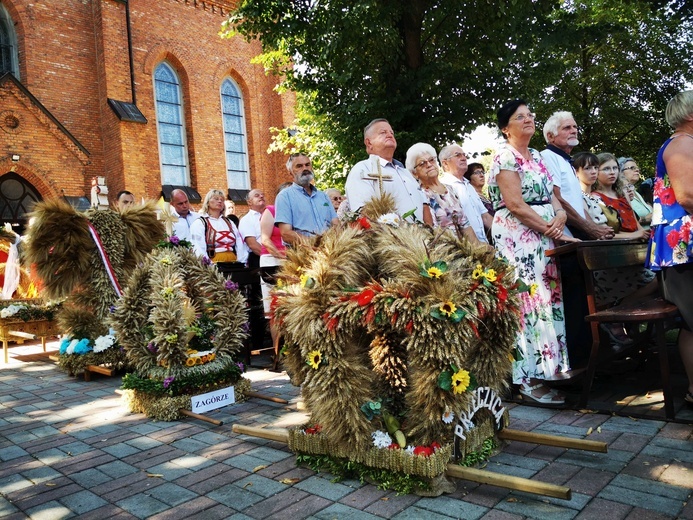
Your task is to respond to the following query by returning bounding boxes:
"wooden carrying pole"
[445,464,570,500]
[231,425,571,500]
[245,391,289,404]
[498,428,608,453]
[180,409,223,426]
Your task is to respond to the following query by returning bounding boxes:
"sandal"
[599,323,634,346]
[519,383,565,405]
[685,392,693,406]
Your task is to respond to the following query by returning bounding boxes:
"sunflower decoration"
[419,260,448,279]
[307,349,323,369]
[114,245,250,420]
[430,300,465,323]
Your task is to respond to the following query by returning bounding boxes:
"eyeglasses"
[472,169,485,175]
[445,151,466,161]
[623,166,640,172]
[513,113,536,122]
[416,157,437,169]
[599,166,619,173]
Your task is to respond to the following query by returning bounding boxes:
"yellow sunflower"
[451,369,471,394]
[529,283,538,297]
[426,266,443,278]
[484,269,497,282]
[439,301,457,317]
[307,350,322,369]
[472,264,483,279]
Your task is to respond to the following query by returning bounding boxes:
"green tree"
[521,0,693,177]
[223,0,557,185]
[223,0,692,183]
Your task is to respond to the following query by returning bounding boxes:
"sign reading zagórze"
[190,386,236,414]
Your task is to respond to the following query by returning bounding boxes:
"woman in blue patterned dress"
[646,90,693,405]
[488,99,576,405]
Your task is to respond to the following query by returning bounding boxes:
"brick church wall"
[0,0,294,213]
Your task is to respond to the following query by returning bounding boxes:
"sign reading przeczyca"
[191,386,236,414]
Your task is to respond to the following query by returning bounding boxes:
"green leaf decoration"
[437,369,452,391]
[468,373,478,392]
[361,399,382,420]
[516,279,531,292]
[432,261,448,272]
[450,308,466,323]
[401,208,416,221]
[360,402,375,420]
[430,306,445,320]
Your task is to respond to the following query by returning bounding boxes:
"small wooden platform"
[47,354,116,381]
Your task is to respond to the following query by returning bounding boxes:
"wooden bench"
[576,241,679,419]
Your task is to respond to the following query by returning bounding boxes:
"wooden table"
[1,317,61,363]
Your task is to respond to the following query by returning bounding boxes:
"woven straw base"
[122,376,251,421]
[288,411,508,479]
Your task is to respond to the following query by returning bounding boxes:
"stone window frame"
[220,77,250,191]
[0,4,19,79]
[153,61,190,186]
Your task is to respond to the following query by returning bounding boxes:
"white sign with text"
[191,385,236,414]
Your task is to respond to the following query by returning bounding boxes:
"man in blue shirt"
[275,153,339,244]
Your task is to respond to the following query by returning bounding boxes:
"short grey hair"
[665,90,693,130]
[363,118,390,139]
[617,157,636,172]
[542,111,575,143]
[438,143,462,164]
[405,142,438,173]
[285,153,309,172]
[245,189,262,202]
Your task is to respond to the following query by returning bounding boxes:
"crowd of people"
[114,90,693,408]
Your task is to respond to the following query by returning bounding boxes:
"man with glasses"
[438,143,492,243]
[345,118,432,225]
[541,111,614,240]
[275,153,339,244]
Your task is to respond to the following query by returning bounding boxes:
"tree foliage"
[521,0,693,176]
[223,0,692,184]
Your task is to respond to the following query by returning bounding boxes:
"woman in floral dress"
[646,90,693,405]
[488,99,575,404]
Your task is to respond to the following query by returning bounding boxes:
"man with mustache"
[275,153,339,244]
[541,111,613,240]
[346,118,432,225]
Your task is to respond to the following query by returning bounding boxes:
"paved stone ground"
[1,341,692,520]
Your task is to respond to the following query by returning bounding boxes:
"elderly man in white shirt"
[540,111,613,240]
[438,143,492,243]
[238,189,266,269]
[345,118,432,226]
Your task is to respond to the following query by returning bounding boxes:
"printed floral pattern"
[647,138,693,270]
[488,145,570,384]
[422,185,470,230]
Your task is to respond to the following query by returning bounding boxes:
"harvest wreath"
[113,243,250,421]
[270,195,524,494]
[24,201,164,376]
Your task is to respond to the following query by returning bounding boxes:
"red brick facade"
[0,0,294,223]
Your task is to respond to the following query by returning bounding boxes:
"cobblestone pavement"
[1,341,692,520]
